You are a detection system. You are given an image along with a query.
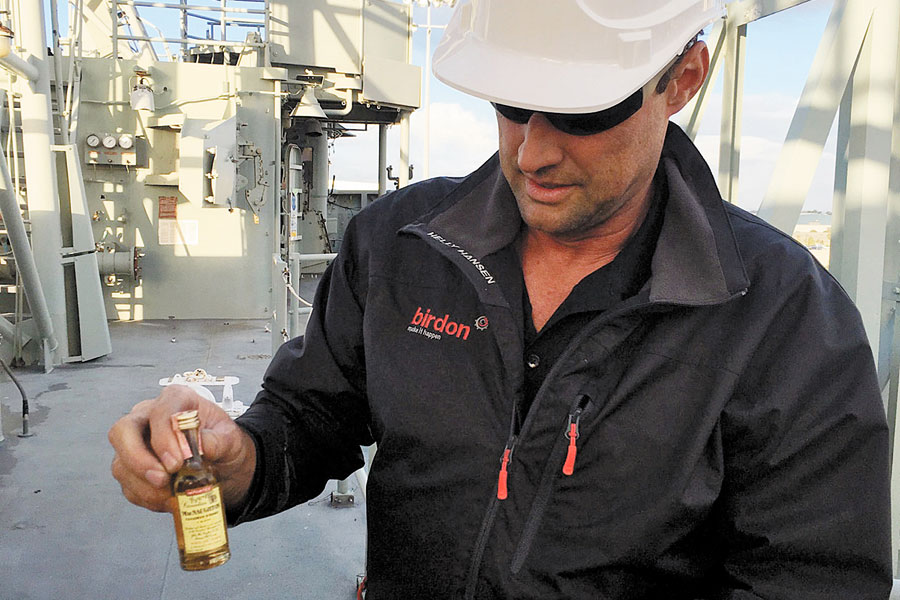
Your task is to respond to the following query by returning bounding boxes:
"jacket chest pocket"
[508,362,728,577]
[510,395,595,574]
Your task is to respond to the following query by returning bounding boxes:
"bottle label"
[176,484,227,554]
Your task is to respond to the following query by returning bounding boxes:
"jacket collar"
[407,122,749,307]
[650,123,750,305]
[416,156,522,258]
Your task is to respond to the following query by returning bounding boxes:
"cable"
[326,197,358,211]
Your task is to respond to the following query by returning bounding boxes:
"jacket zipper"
[497,438,516,500]
[464,424,518,598]
[562,395,589,476]
[510,395,593,574]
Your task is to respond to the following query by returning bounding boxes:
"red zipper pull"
[562,420,579,476]
[497,447,511,500]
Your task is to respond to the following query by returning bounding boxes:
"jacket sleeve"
[229,217,374,525]
[714,259,892,599]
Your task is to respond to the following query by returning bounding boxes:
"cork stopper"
[174,410,200,431]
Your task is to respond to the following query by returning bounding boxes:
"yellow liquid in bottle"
[171,413,230,571]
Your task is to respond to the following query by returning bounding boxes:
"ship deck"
[0,320,367,600]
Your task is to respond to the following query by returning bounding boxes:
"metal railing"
[109,0,269,61]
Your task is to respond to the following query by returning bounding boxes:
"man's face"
[497,88,672,242]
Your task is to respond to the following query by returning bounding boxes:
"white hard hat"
[432,0,725,113]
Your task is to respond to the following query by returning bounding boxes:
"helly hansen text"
[410,307,471,340]
[425,232,496,284]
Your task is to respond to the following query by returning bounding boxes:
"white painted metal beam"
[862,0,900,574]
[727,0,814,26]
[756,0,877,234]
[829,5,894,357]
[718,17,747,204]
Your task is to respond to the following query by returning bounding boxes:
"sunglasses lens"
[493,88,644,136]
[492,103,534,124]
[549,89,644,136]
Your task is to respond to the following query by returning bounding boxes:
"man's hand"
[108,384,257,513]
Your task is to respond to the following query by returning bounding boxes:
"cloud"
[418,102,498,177]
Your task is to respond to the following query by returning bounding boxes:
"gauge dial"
[102,135,117,149]
[85,134,100,148]
[118,134,133,149]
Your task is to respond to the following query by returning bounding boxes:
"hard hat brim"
[433,34,672,114]
[431,0,724,114]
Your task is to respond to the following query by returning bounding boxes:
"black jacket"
[234,124,891,599]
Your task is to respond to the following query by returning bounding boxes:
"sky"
[44,0,840,213]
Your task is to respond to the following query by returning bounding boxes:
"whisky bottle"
[171,410,231,571]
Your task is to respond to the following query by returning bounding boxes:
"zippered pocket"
[510,395,593,575]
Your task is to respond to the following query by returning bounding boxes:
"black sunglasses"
[492,86,644,136]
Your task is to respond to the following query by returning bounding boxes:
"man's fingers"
[108,391,198,512]
[108,386,247,512]
[147,385,208,473]
[108,399,167,476]
[110,455,172,513]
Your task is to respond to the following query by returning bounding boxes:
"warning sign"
[158,196,177,220]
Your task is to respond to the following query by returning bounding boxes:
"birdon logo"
[408,306,475,341]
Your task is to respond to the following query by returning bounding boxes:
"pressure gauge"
[85,134,100,148]
[102,134,117,149]
[118,134,133,149]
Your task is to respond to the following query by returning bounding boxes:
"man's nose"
[517,113,565,174]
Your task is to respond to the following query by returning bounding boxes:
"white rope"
[282,269,313,307]
[286,282,313,307]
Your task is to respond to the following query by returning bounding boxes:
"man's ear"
[666,41,710,117]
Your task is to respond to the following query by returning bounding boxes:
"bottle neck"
[181,427,202,460]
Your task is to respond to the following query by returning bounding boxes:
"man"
[109,1,892,598]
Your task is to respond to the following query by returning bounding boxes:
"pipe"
[308,125,329,253]
[0,354,32,437]
[423,5,432,179]
[323,87,353,118]
[354,467,368,500]
[49,0,69,143]
[64,0,85,142]
[378,124,388,196]
[0,313,19,345]
[0,50,39,82]
[97,248,137,278]
[0,140,59,354]
[399,110,411,187]
[17,0,68,367]
[288,251,301,338]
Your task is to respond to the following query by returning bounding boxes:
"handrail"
[123,1,266,14]
[110,0,269,61]
[116,34,265,47]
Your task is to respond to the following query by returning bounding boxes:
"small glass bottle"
[171,410,231,571]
